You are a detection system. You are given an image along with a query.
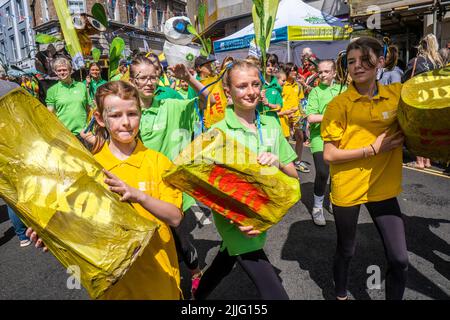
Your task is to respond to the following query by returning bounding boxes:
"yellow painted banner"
[53,0,85,69]
[201,73,228,128]
[288,26,351,41]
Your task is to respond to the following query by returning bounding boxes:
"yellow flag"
[201,72,228,128]
[53,0,85,69]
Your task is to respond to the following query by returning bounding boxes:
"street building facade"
[0,0,36,72]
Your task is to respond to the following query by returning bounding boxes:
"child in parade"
[259,54,283,122]
[281,63,310,173]
[28,81,184,299]
[306,60,347,226]
[128,56,211,295]
[84,62,107,102]
[193,60,298,300]
[321,37,408,300]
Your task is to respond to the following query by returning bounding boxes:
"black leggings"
[312,152,329,197]
[333,198,408,300]
[171,208,199,271]
[194,247,289,300]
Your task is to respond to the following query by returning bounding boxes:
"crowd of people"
[1,32,449,300]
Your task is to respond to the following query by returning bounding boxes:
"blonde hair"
[223,59,261,89]
[92,81,141,154]
[418,34,444,68]
[52,57,72,72]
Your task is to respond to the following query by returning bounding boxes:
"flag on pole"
[53,0,85,69]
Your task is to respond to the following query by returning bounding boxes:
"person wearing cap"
[195,55,217,80]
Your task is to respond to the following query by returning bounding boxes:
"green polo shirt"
[305,83,347,153]
[84,78,107,102]
[139,92,198,212]
[154,85,183,101]
[177,88,189,99]
[45,80,89,135]
[210,106,297,256]
[109,73,122,81]
[257,77,283,122]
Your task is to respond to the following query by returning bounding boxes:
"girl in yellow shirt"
[29,81,184,299]
[321,37,408,300]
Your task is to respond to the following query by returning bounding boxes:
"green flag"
[252,0,279,78]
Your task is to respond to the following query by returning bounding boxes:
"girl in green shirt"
[194,60,298,300]
[84,62,107,102]
[305,60,346,226]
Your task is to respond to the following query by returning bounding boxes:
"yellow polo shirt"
[321,82,403,207]
[94,140,182,300]
[281,81,304,137]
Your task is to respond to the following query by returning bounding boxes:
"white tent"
[213,0,351,65]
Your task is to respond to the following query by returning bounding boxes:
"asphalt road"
[0,148,449,300]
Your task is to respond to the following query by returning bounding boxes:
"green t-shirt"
[109,73,122,82]
[305,83,347,153]
[257,77,283,122]
[45,81,89,135]
[139,93,198,212]
[83,78,107,103]
[210,106,297,256]
[154,85,183,101]
[177,88,189,99]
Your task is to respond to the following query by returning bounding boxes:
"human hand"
[103,169,143,202]
[25,228,48,252]
[168,64,191,81]
[260,89,269,106]
[85,75,91,86]
[257,152,280,168]
[79,130,96,146]
[372,130,404,155]
[228,220,262,237]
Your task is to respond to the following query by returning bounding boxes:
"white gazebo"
[212,0,352,65]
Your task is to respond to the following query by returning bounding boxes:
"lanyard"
[256,110,264,145]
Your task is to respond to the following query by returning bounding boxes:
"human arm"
[305,88,323,123]
[168,64,215,108]
[261,89,281,111]
[103,169,182,227]
[323,130,404,165]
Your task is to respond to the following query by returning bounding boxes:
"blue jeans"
[7,206,29,241]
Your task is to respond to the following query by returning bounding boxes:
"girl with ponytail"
[91,80,184,299]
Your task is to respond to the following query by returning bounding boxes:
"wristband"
[370,144,377,155]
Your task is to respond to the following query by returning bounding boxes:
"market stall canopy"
[213,0,351,53]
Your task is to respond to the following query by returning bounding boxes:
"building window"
[16,0,25,21]
[10,36,17,61]
[127,1,137,25]
[67,0,86,14]
[108,0,117,20]
[0,41,6,62]
[41,0,50,22]
[21,30,28,57]
[157,9,164,29]
[6,7,12,28]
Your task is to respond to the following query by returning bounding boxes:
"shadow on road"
[281,206,450,300]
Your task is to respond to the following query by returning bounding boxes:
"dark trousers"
[333,198,409,300]
[194,246,289,300]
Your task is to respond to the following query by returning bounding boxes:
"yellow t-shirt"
[281,81,304,137]
[94,140,182,300]
[321,82,403,207]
